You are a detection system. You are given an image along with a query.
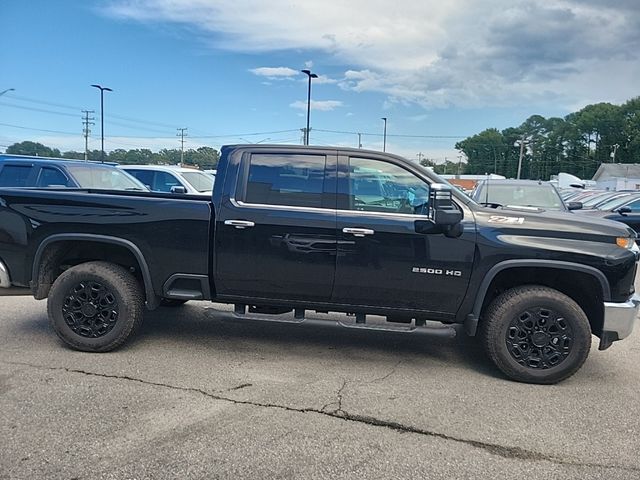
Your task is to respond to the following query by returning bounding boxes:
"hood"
[473,205,636,241]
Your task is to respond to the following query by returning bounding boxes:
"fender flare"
[464,259,610,335]
[32,233,158,309]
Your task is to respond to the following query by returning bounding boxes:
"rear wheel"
[47,261,144,352]
[481,285,591,384]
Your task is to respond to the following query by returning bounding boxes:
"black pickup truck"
[0,145,638,384]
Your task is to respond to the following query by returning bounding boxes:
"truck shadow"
[136,303,502,380]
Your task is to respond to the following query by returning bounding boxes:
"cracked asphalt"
[1,295,640,479]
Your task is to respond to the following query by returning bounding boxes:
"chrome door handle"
[343,227,375,237]
[224,220,255,229]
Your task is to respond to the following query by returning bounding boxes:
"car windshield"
[477,183,564,210]
[66,165,147,191]
[181,171,215,192]
[597,194,640,211]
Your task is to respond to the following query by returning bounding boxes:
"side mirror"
[617,206,632,215]
[421,183,464,237]
[170,185,187,194]
[567,201,583,211]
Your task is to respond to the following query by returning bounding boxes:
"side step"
[231,304,457,338]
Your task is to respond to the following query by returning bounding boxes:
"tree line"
[4,141,220,170]
[449,97,640,180]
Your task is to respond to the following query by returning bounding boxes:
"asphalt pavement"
[1,293,639,479]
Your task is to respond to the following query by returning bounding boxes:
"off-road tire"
[47,261,144,352]
[481,285,591,384]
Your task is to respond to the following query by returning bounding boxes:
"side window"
[0,165,32,187]
[348,157,430,215]
[625,199,640,212]
[127,170,154,188]
[153,171,182,192]
[37,167,70,187]
[245,154,326,208]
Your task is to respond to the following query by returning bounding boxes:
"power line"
[0,101,80,118]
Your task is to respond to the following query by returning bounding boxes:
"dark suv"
[0,154,147,191]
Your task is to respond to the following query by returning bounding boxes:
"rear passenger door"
[215,150,337,302]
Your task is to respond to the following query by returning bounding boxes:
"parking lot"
[1,294,639,479]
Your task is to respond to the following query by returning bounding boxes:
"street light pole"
[301,69,318,146]
[0,88,15,97]
[381,117,387,152]
[90,84,113,162]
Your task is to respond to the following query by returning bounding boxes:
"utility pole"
[177,128,188,167]
[81,110,95,161]
[381,117,387,152]
[611,144,619,163]
[417,152,424,164]
[517,134,526,179]
[357,133,362,149]
[457,154,463,176]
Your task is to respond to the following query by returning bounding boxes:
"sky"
[1,0,639,164]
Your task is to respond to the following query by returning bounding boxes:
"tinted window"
[126,169,154,188]
[0,165,32,187]
[245,154,326,208]
[348,157,430,215]
[37,167,71,187]
[624,199,640,212]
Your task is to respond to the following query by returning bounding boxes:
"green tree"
[6,141,61,158]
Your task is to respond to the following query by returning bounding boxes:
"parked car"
[471,179,581,211]
[576,192,640,233]
[121,165,214,195]
[1,145,638,384]
[0,154,148,191]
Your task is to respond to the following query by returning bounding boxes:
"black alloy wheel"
[62,281,119,338]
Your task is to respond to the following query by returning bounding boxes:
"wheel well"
[33,240,147,302]
[479,267,605,336]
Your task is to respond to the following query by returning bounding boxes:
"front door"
[215,150,337,302]
[332,154,475,317]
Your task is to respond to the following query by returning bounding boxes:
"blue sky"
[1,0,638,163]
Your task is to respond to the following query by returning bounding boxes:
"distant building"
[439,173,505,191]
[592,164,640,191]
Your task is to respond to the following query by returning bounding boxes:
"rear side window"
[37,167,71,187]
[153,171,182,192]
[245,154,326,208]
[0,165,32,187]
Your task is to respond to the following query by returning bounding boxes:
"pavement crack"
[367,360,402,384]
[5,360,640,473]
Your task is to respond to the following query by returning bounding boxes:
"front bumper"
[599,294,640,350]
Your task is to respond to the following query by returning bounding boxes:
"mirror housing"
[567,201,583,211]
[170,185,187,194]
[423,183,464,237]
[617,206,632,215]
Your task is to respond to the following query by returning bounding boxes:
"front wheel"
[481,285,592,384]
[47,261,144,352]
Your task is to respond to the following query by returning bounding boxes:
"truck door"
[215,150,337,302]
[332,154,475,316]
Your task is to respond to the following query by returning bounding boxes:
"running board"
[230,304,457,338]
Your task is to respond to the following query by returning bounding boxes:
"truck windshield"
[181,171,215,192]
[66,165,147,191]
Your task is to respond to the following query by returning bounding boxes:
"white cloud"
[290,100,343,111]
[250,66,298,78]
[105,0,640,109]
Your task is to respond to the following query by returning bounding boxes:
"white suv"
[121,165,215,195]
